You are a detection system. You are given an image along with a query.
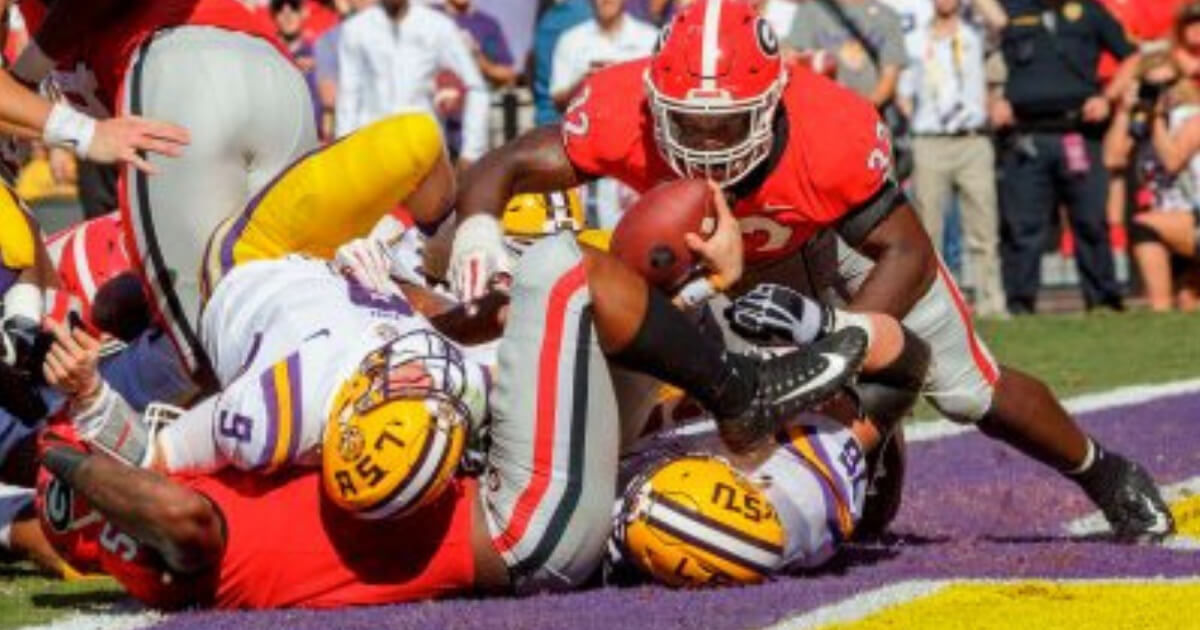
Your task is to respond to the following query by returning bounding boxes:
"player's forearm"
[68,454,223,574]
[455,125,583,223]
[846,204,937,318]
[0,70,52,138]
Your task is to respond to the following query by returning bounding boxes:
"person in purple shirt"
[439,0,516,157]
[441,0,518,88]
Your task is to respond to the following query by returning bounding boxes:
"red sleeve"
[807,85,893,221]
[560,60,654,184]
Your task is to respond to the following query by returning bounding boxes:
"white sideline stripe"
[762,577,1200,630]
[24,610,162,630]
[654,378,1200,444]
[906,377,1200,443]
[1065,475,1200,550]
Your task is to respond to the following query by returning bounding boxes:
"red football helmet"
[45,212,133,328]
[645,0,787,187]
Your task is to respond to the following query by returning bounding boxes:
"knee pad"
[850,326,930,431]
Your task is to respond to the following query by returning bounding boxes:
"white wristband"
[10,41,54,85]
[43,102,96,159]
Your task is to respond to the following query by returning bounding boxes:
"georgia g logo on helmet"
[644,0,789,187]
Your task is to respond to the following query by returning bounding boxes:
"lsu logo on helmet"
[322,331,471,520]
[613,454,785,587]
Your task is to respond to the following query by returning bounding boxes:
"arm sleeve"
[439,17,491,161]
[335,24,364,137]
[1092,3,1135,60]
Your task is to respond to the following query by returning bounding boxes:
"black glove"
[724,283,834,345]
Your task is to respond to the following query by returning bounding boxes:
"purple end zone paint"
[150,393,1200,630]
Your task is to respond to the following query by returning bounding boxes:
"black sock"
[609,286,755,418]
[1067,440,1125,500]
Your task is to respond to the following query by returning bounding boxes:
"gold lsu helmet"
[613,454,786,587]
[502,189,585,255]
[322,329,475,520]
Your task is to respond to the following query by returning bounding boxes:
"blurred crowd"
[6,0,1200,317]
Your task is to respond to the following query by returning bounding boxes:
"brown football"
[610,179,716,292]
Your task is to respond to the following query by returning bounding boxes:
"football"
[609,179,717,292]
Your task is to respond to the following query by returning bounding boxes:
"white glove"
[334,236,400,295]
[448,214,512,304]
[387,227,430,287]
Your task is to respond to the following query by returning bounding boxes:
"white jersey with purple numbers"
[162,255,457,474]
[619,414,868,572]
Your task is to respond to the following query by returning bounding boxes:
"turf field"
[3,310,1199,629]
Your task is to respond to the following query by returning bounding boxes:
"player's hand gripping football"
[42,318,102,406]
[725,283,835,345]
[449,213,513,308]
[684,181,743,291]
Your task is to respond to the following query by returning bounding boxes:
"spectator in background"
[441,0,517,88]
[992,0,1137,315]
[1114,47,1200,298]
[532,0,593,125]
[313,0,376,140]
[550,0,657,113]
[272,0,322,126]
[439,0,516,158]
[899,0,1007,316]
[786,0,907,109]
[336,0,488,166]
[625,0,676,26]
[551,0,657,228]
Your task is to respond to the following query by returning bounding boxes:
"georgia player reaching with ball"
[449,0,1173,542]
[13,0,319,386]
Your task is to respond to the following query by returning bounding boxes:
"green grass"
[1,311,1198,627]
[912,309,1200,419]
[0,565,123,630]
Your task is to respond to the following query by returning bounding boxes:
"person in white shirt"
[550,0,659,113]
[336,0,488,164]
[898,0,1006,317]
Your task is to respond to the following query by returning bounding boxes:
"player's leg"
[201,112,449,294]
[119,26,316,379]
[483,233,621,593]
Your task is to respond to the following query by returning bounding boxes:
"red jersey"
[562,59,892,264]
[48,469,478,609]
[21,0,282,116]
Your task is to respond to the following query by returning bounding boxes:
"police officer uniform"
[997,0,1134,313]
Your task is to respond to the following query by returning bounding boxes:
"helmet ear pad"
[613,454,785,587]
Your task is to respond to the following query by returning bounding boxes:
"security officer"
[991,0,1137,314]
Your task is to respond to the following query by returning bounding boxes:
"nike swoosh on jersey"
[772,354,849,405]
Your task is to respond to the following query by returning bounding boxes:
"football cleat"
[1086,454,1175,543]
[613,454,785,587]
[718,326,869,453]
[322,330,480,520]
